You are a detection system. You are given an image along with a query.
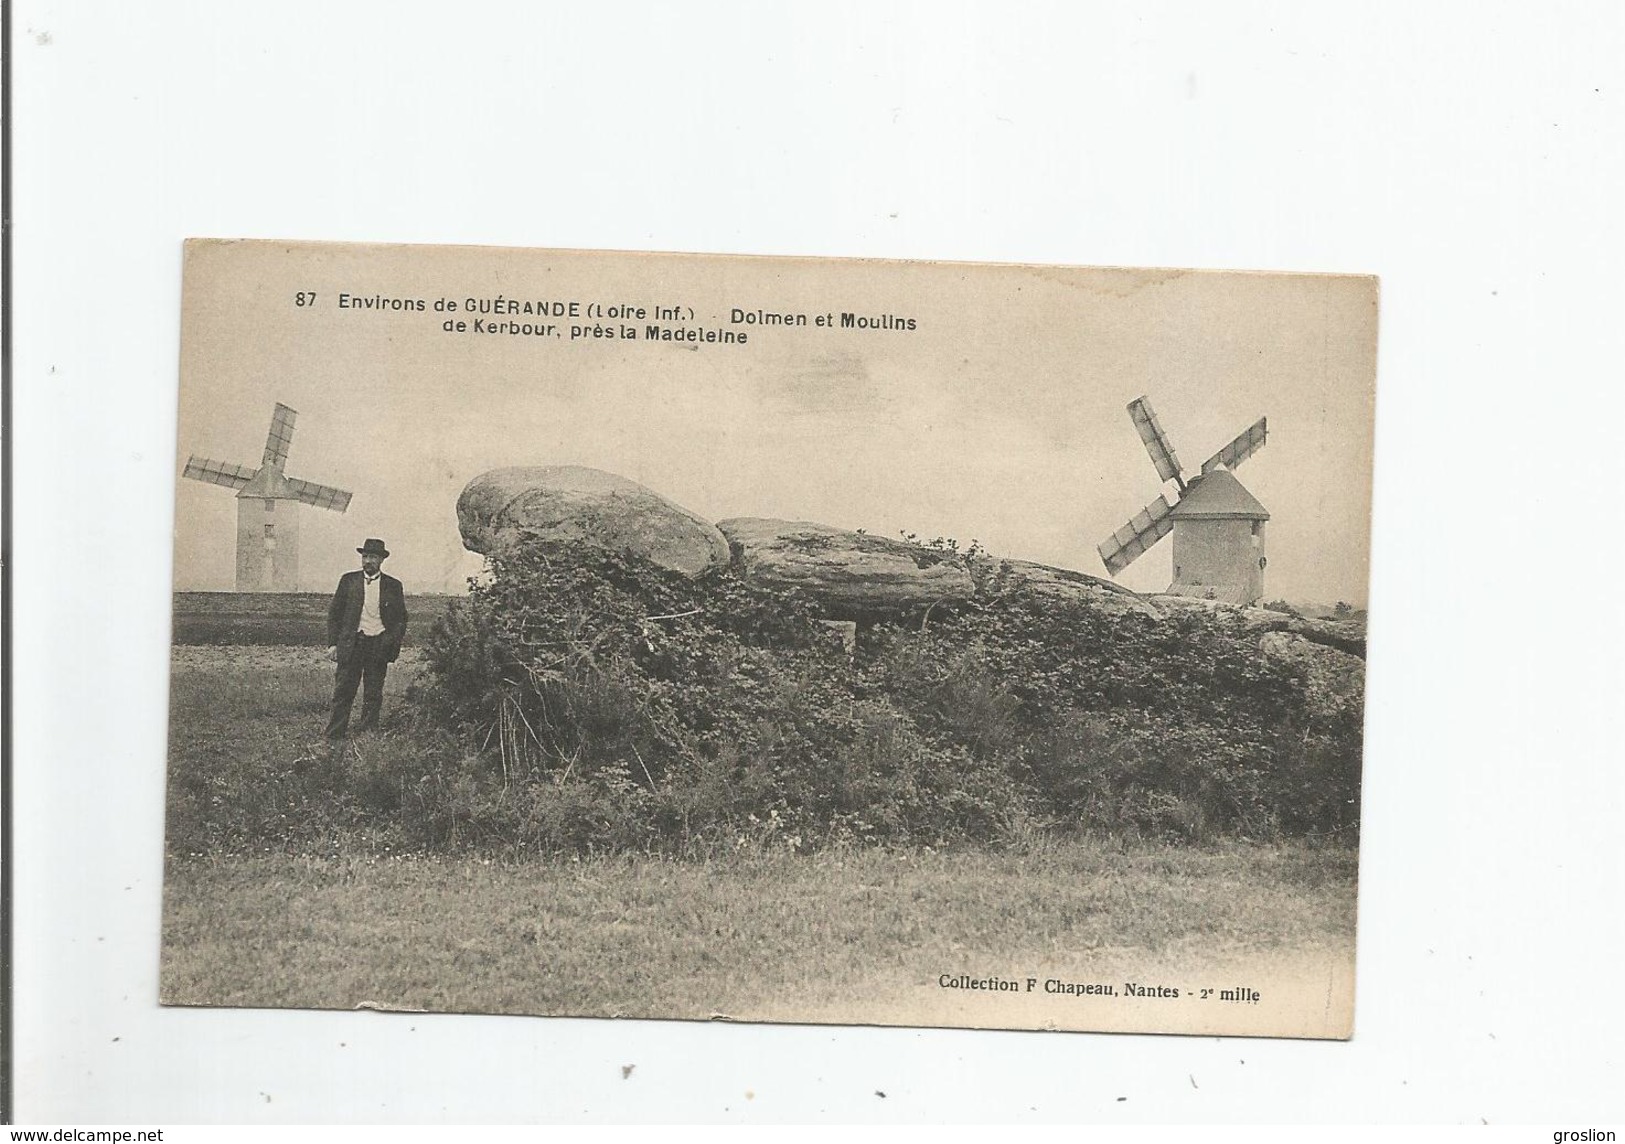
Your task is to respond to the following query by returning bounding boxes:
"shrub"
[855,580,1357,843]
[407,540,1026,853]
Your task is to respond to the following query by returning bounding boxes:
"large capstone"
[968,556,1165,619]
[715,518,976,619]
[457,466,729,576]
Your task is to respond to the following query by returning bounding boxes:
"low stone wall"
[172,591,458,646]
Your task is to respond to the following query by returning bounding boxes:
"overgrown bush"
[403,540,1026,854]
[393,539,1363,855]
[852,587,1344,843]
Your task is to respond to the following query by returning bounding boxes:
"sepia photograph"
[162,238,1376,1039]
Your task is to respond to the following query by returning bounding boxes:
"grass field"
[162,646,1359,1035]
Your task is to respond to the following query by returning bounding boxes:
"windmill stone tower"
[1097,396,1270,606]
[182,403,353,592]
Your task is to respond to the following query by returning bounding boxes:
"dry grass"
[161,842,1356,1022]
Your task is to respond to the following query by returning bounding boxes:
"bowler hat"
[357,538,390,558]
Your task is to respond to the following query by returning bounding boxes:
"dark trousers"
[326,633,390,739]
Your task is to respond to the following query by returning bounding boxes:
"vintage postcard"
[164,239,1375,1039]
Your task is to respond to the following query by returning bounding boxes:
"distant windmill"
[182,403,353,592]
[1097,396,1270,606]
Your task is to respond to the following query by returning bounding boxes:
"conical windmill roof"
[1168,467,1269,520]
[238,464,295,499]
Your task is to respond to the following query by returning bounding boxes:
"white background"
[10,0,1625,1125]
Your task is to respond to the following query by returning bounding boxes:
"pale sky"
[174,241,1377,604]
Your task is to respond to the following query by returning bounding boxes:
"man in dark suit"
[325,538,409,739]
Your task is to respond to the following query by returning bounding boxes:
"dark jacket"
[328,571,408,663]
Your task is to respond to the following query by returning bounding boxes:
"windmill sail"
[1097,495,1174,576]
[262,403,298,469]
[1127,396,1184,487]
[285,477,353,512]
[1201,416,1268,474]
[182,456,255,491]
